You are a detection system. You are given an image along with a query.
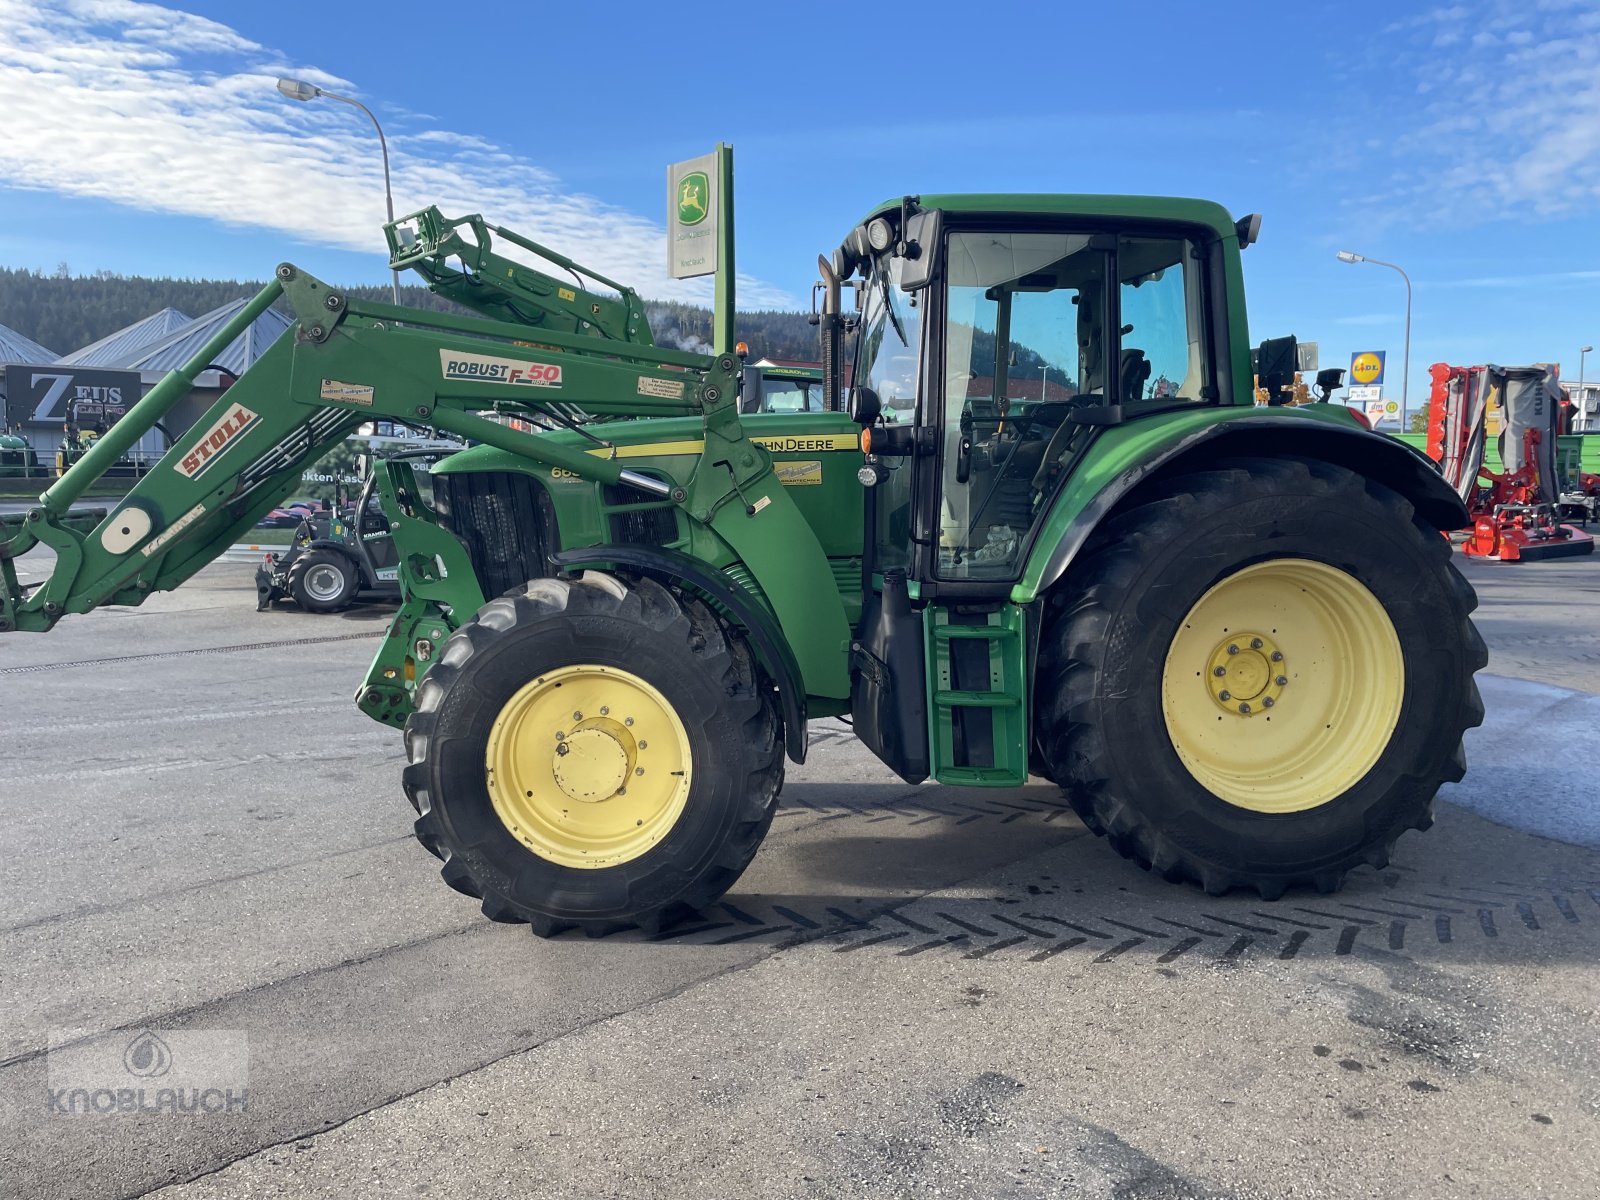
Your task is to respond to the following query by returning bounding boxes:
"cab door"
[851,218,1218,785]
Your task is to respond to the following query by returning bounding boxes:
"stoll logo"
[174,403,260,480]
[47,1027,250,1118]
[439,349,563,388]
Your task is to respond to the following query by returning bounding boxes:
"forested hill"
[0,267,822,363]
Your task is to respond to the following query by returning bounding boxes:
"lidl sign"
[1350,351,1386,386]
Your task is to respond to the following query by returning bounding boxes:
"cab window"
[1118,235,1207,402]
[935,228,1211,580]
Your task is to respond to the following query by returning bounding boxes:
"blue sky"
[1,0,1598,405]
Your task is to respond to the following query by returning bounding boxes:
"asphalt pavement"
[1,550,1597,1199]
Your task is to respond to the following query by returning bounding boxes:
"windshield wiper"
[879,273,908,347]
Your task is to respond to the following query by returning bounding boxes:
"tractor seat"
[1120,349,1151,402]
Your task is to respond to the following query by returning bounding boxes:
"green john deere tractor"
[0,162,1485,937]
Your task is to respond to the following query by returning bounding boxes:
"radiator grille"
[601,484,679,546]
[431,471,552,600]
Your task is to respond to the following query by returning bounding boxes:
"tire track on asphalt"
[0,631,383,675]
[0,832,417,937]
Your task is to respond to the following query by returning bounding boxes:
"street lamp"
[1582,345,1594,432]
[276,77,400,304]
[1337,250,1413,428]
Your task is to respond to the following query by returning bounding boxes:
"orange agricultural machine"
[1427,363,1593,562]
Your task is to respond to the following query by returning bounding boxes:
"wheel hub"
[552,726,631,801]
[1160,558,1404,814]
[305,564,343,601]
[1204,632,1287,716]
[484,664,692,868]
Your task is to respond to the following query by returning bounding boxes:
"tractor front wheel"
[1035,456,1486,897]
[403,572,783,937]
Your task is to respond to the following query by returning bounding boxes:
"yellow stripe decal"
[584,433,858,459]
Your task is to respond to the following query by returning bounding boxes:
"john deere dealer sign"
[4,365,142,430]
[667,152,719,279]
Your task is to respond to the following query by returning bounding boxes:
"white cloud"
[0,0,792,307]
[1354,0,1600,227]
[1422,268,1600,288]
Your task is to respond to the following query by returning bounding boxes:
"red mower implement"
[1427,363,1593,562]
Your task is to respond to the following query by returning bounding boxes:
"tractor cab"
[833,197,1249,783]
[840,199,1236,592]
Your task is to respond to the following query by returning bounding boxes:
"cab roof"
[863,194,1239,238]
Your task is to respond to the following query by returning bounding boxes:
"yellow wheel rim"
[485,664,693,868]
[1161,558,1403,814]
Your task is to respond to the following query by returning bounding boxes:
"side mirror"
[898,208,943,291]
[854,386,883,427]
[1255,335,1299,406]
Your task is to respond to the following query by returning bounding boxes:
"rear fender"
[1015,410,1467,604]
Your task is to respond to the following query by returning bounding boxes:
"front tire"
[287,549,356,613]
[403,572,783,937]
[1036,456,1487,898]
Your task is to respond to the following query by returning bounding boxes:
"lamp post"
[1582,345,1594,432]
[1337,250,1412,428]
[276,77,400,304]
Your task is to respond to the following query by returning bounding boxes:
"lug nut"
[1270,651,1283,662]
[1276,675,1288,686]
[635,767,644,776]
[624,718,634,727]
[600,706,609,715]
[573,711,583,720]
[1239,702,1252,714]
[1263,697,1275,708]
[1250,638,1263,650]
[1227,644,1240,655]
[1213,666,1227,677]
[638,741,648,749]
[1219,690,1232,701]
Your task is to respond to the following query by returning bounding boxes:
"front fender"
[1014,406,1466,604]
[550,545,811,765]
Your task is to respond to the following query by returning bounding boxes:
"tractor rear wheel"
[403,571,783,937]
[287,549,357,613]
[1035,456,1486,898]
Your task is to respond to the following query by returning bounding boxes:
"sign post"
[667,143,735,354]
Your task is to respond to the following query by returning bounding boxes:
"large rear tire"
[1035,456,1486,898]
[403,572,783,937]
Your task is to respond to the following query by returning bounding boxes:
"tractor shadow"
[562,781,1600,973]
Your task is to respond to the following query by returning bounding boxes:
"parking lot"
[2,551,1598,1199]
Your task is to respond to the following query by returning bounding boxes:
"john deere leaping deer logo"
[677,172,709,226]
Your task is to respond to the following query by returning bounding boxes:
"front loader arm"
[386,206,654,345]
[0,263,724,635]
[1,259,852,711]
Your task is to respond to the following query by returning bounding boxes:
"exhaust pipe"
[817,255,843,413]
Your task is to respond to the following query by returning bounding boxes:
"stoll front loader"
[0,166,1486,936]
